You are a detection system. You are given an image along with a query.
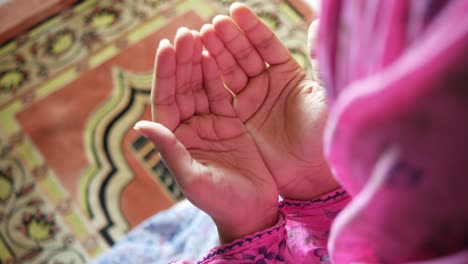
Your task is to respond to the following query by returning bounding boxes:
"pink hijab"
[318,0,468,262]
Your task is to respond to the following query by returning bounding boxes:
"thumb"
[133,120,196,189]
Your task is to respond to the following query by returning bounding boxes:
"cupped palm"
[136,28,278,243]
[200,3,339,200]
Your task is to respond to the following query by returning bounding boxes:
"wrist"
[214,207,279,244]
[279,162,341,201]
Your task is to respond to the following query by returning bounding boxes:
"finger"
[234,72,269,122]
[191,30,210,114]
[308,19,320,58]
[230,3,292,65]
[200,24,248,93]
[152,39,180,131]
[212,15,266,78]
[201,52,236,117]
[308,19,320,82]
[174,27,196,120]
[133,121,200,190]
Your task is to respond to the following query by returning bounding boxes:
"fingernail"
[190,29,200,37]
[133,121,147,131]
[201,24,211,30]
[159,39,171,48]
[177,27,190,35]
[212,15,228,24]
[230,2,244,11]
[133,122,142,131]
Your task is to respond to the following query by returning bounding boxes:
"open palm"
[200,3,339,200]
[135,28,278,243]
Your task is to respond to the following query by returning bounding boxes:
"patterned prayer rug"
[0,0,315,262]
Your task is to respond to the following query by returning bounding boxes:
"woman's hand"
[199,3,340,200]
[134,28,278,243]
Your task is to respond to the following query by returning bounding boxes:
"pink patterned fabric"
[171,189,350,264]
[319,0,468,263]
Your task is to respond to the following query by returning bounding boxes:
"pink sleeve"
[170,189,350,264]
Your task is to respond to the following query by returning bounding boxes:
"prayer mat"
[0,0,315,262]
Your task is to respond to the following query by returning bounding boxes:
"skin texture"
[134,28,278,244]
[201,3,339,200]
[135,3,340,242]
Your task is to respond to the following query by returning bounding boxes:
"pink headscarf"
[318,0,468,262]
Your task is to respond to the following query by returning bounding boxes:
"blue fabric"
[93,200,219,263]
